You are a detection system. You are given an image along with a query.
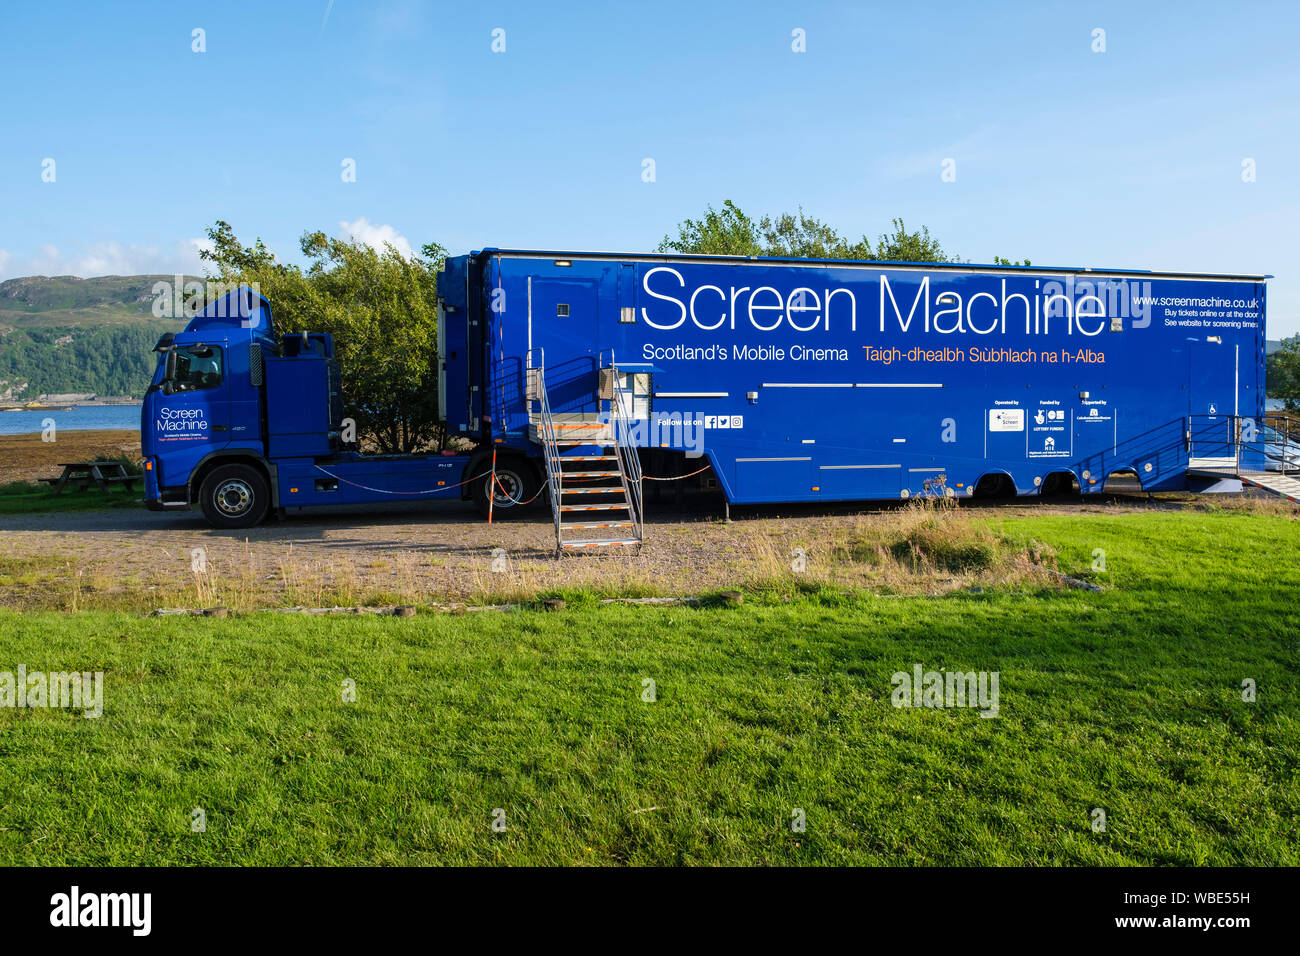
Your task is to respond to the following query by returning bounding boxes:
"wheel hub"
[214,479,253,516]
[492,471,522,505]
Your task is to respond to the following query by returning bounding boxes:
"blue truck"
[142,250,1272,547]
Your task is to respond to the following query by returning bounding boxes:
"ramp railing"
[526,347,563,547]
[1186,413,1300,480]
[599,348,644,542]
[1263,414,1300,478]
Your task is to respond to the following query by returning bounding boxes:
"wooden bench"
[41,462,139,495]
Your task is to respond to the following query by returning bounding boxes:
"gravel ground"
[3,429,1285,611]
[0,481,1247,612]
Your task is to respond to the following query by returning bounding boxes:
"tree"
[1267,336,1300,412]
[198,221,447,453]
[993,256,1032,267]
[197,219,315,328]
[656,200,764,257]
[657,202,953,263]
[200,220,279,275]
[758,208,872,260]
[872,218,952,263]
[299,231,444,453]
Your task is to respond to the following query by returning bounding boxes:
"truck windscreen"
[163,345,224,392]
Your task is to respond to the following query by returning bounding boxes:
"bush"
[836,501,1033,578]
[889,523,997,572]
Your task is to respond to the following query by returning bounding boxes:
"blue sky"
[2,0,1298,334]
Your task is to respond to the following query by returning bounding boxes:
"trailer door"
[532,278,600,414]
[1187,340,1237,466]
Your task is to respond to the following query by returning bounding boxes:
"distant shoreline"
[0,402,142,410]
[0,404,144,436]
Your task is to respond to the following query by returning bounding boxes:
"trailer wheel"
[972,473,1015,500]
[472,459,538,518]
[199,464,271,529]
[1040,472,1079,496]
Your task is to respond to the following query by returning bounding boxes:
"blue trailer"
[142,250,1273,546]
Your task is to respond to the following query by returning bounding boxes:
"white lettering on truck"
[641,268,1137,337]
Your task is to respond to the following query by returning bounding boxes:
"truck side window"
[171,346,223,391]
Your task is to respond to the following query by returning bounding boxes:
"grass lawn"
[0,481,139,516]
[0,509,1296,865]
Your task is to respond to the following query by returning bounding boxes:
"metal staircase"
[527,349,644,552]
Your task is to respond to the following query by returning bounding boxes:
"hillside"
[0,275,193,399]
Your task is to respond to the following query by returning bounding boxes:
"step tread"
[561,521,636,530]
[560,503,631,511]
[560,538,641,548]
[562,471,621,478]
[562,486,626,495]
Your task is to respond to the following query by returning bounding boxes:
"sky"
[2,0,1298,334]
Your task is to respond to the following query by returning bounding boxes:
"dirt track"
[1,482,1268,613]
[2,429,1292,611]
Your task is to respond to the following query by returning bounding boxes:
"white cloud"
[0,239,209,280]
[338,217,414,259]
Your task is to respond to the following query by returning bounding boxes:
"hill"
[0,275,194,399]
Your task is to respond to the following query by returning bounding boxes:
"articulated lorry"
[143,250,1278,546]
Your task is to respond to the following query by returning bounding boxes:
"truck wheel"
[472,459,538,518]
[199,464,271,529]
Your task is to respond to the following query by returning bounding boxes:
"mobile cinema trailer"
[143,251,1269,543]
[439,250,1267,534]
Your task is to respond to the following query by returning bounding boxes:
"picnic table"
[39,461,139,495]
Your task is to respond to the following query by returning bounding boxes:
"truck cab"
[142,286,327,526]
[142,284,493,528]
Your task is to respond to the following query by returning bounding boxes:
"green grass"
[0,481,139,515]
[0,509,1296,865]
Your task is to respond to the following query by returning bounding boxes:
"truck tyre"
[472,458,538,518]
[972,473,1015,500]
[199,464,271,529]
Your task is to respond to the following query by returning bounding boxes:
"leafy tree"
[993,256,1032,267]
[872,218,952,263]
[758,208,872,260]
[198,222,446,453]
[299,231,445,453]
[1267,336,1300,411]
[656,200,764,257]
[658,202,953,263]
[200,221,280,276]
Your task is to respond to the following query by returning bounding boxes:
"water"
[0,404,141,436]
